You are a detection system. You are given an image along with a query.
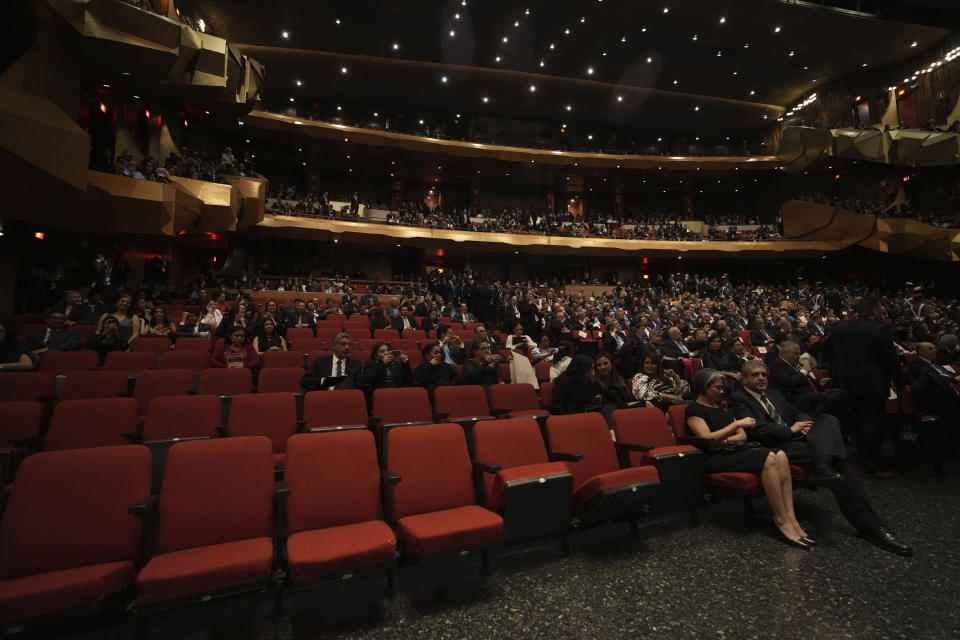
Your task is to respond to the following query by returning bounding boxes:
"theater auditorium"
[2,0,960,638]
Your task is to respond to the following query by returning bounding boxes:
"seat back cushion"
[435,385,490,418]
[387,423,475,519]
[372,387,432,424]
[612,407,676,449]
[546,413,620,489]
[46,398,138,450]
[228,393,298,454]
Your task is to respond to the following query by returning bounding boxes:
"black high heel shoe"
[799,536,819,546]
[773,525,812,550]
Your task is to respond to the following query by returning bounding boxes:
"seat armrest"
[214,425,229,437]
[615,442,654,452]
[677,436,717,452]
[472,460,503,474]
[549,451,584,462]
[490,407,511,416]
[128,495,159,516]
[381,469,402,485]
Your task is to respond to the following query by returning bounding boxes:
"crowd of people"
[267,189,781,241]
[91,146,258,185]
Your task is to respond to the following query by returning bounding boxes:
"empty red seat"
[129,338,173,353]
[315,328,342,344]
[36,351,99,376]
[355,338,379,352]
[285,328,316,343]
[197,368,252,396]
[539,382,554,410]
[173,337,212,351]
[289,338,326,352]
[611,407,705,517]
[371,387,434,434]
[0,402,43,460]
[0,372,55,403]
[261,351,305,368]
[142,396,222,442]
[284,431,396,584]
[257,367,305,393]
[103,351,156,374]
[434,385,494,426]
[59,370,130,401]
[226,393,298,469]
[489,384,550,419]
[45,398,138,451]
[158,350,209,373]
[399,330,425,341]
[391,339,420,351]
[134,437,275,606]
[545,413,660,525]
[0,445,150,626]
[472,418,572,545]
[373,329,400,341]
[385,423,503,565]
[132,370,194,416]
[534,361,552,382]
[303,390,368,430]
[401,350,424,368]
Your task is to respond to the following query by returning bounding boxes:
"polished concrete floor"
[35,463,960,640]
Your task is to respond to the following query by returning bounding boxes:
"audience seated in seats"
[137,306,176,339]
[702,335,743,394]
[770,340,849,418]
[285,299,317,332]
[199,299,223,329]
[360,342,413,396]
[216,302,254,338]
[935,334,959,366]
[412,341,459,394]
[436,324,465,365]
[685,368,811,549]
[174,309,212,338]
[750,317,776,347]
[209,327,260,369]
[631,353,690,412]
[253,317,287,354]
[549,341,574,381]
[661,326,696,361]
[452,303,477,324]
[25,310,81,357]
[504,323,538,388]
[601,321,629,356]
[369,308,391,331]
[0,322,34,371]
[798,333,822,371]
[551,354,603,414]
[86,317,130,366]
[95,295,140,344]
[909,342,960,416]
[462,340,503,387]
[467,324,504,355]
[530,335,558,365]
[727,359,912,556]
[391,306,418,333]
[53,290,94,325]
[301,332,362,391]
[593,351,643,420]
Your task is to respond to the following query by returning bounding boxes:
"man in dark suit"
[301,332,362,391]
[518,292,542,342]
[452,303,476,324]
[341,288,358,306]
[909,342,960,415]
[466,324,504,356]
[391,306,417,333]
[750,318,776,347]
[26,310,81,356]
[53,290,94,325]
[770,340,849,418]
[285,299,316,332]
[825,297,903,476]
[660,327,693,359]
[728,360,912,556]
[601,321,629,356]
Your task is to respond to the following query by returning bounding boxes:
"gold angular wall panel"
[222,175,268,230]
[169,176,240,232]
[779,126,960,172]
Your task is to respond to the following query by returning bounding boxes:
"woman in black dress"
[360,342,412,395]
[253,317,287,353]
[685,368,813,549]
[413,341,459,394]
[462,340,503,387]
[594,351,643,421]
[701,335,742,394]
[552,354,603,414]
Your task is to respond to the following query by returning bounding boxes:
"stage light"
[550,43,555,49]
[502,36,509,43]
[663,7,669,13]
[335,18,341,25]
[296,79,302,86]
[692,35,698,41]
[449,30,455,37]
[617,95,623,102]
[539,60,545,67]
[565,104,573,111]
[495,56,501,62]
[482,96,489,103]
[646,57,652,63]
[99,102,107,113]
[34,232,45,240]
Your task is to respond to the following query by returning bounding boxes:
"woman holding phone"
[360,342,412,395]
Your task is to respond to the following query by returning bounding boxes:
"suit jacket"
[27,328,81,352]
[341,294,358,305]
[908,358,960,414]
[769,358,816,403]
[661,339,693,359]
[54,303,94,325]
[359,294,378,307]
[285,311,316,330]
[602,331,628,355]
[825,318,902,397]
[301,355,362,391]
[452,311,477,323]
[750,328,774,346]
[728,389,806,447]
[391,316,417,332]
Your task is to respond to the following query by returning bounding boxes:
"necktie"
[932,361,954,378]
[336,359,343,377]
[444,345,455,365]
[759,393,784,426]
[44,329,51,346]
[615,333,623,349]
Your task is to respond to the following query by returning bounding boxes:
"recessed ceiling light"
[911,41,917,47]
[525,8,530,15]
[495,56,501,62]
[732,71,738,75]
[482,96,489,103]
[441,75,448,83]
[750,90,756,95]
[373,112,378,116]
[646,56,653,63]
[602,51,607,56]
[673,79,678,85]
[281,30,289,39]
[336,105,342,110]
[719,16,726,24]
[621,36,627,42]
[564,28,571,35]
[789,50,795,56]
[694,106,700,111]
[586,67,594,75]
[295,79,302,86]
[663,7,669,13]
[861,63,868,67]
[392,43,399,50]
[335,18,341,25]
[418,119,424,124]
[340,66,348,74]
[539,60,545,67]
[289,97,295,102]
[204,110,209,114]
[716,51,722,56]
[692,34,698,41]
[456,113,461,118]
[549,43,555,49]
[103,84,110,88]
[744,43,749,48]
[587,134,593,140]
[617,95,623,102]
[121,72,130,76]
[514,20,520,27]
[449,30,456,37]
[580,16,586,23]
[774,26,781,33]
[529,85,536,92]
[657,137,662,142]
[454,12,460,19]
[565,104,572,111]
[502,36,509,43]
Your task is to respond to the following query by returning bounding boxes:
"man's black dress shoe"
[862,528,914,556]
[807,465,841,484]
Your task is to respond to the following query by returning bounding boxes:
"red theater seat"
[472,418,572,545]
[385,423,503,565]
[289,338,325,353]
[258,367,306,393]
[261,351,305,368]
[59,370,130,401]
[132,369,194,416]
[489,384,550,419]
[141,396,222,442]
[0,372,56,403]
[129,338,173,353]
[173,338,212,351]
[198,368,253,396]
[545,413,660,526]
[36,351,99,376]
[400,329,426,341]
[285,328,316,343]
[134,437,275,607]
[226,393,298,470]
[0,402,43,461]
[158,350,209,373]
[373,329,400,341]
[45,398,138,451]
[0,446,150,627]
[103,351,156,374]
[303,390,368,431]
[539,382,554,411]
[284,431,396,584]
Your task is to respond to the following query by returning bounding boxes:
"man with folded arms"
[728,359,912,556]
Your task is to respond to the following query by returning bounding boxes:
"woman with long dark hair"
[462,340,503,387]
[412,341,459,393]
[552,354,603,414]
[360,342,412,394]
[630,352,690,411]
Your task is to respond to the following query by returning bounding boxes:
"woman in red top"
[209,327,259,369]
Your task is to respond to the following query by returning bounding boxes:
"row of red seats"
[1,408,680,632]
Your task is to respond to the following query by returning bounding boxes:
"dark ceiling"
[194,0,953,135]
